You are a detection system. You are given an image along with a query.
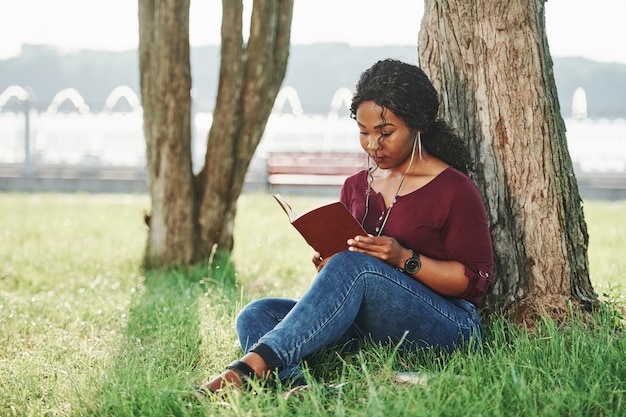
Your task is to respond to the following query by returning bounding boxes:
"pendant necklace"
[375,171,408,236]
[362,135,419,236]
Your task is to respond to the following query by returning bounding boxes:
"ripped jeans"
[236,251,482,383]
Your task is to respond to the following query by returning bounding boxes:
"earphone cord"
[361,136,418,236]
[360,159,373,227]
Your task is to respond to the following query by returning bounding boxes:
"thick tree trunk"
[418,0,597,320]
[139,0,195,267]
[194,0,293,260]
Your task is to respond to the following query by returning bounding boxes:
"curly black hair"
[350,59,471,174]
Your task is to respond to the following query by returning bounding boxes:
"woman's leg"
[236,298,298,353]
[250,251,482,373]
[197,299,298,394]
[236,298,307,383]
[201,251,481,393]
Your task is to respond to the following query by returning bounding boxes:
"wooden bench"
[267,151,368,192]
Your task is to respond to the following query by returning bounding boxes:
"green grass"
[584,200,626,298]
[0,193,624,416]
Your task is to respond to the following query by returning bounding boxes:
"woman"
[197,59,493,396]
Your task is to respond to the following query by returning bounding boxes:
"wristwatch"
[403,250,421,275]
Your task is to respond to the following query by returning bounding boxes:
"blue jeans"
[236,251,482,382]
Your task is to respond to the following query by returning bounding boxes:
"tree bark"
[138,0,293,267]
[418,0,597,320]
[195,0,293,260]
[139,0,195,267]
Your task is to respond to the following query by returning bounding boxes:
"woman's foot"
[195,368,244,396]
[194,352,271,398]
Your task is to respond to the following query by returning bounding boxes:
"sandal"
[226,360,259,381]
[191,360,264,400]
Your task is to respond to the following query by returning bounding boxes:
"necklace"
[375,172,408,236]
[361,136,418,236]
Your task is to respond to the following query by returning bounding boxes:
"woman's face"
[356,100,415,170]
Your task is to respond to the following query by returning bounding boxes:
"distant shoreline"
[1,44,625,118]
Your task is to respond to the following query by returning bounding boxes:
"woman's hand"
[312,251,332,272]
[347,235,411,270]
[349,235,470,297]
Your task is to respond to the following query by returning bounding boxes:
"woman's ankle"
[239,352,271,378]
[202,352,271,393]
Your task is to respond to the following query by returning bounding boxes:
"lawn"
[0,193,624,416]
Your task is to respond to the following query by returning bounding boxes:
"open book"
[274,193,367,259]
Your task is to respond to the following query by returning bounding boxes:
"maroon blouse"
[340,167,493,307]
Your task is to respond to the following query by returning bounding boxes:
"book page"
[273,193,297,222]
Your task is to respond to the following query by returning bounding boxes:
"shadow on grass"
[84,254,238,416]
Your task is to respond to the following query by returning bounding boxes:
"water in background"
[1,86,625,174]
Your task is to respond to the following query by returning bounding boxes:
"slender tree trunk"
[138,0,292,267]
[194,0,293,260]
[418,0,597,320]
[138,0,195,267]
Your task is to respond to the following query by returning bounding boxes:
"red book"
[274,193,367,259]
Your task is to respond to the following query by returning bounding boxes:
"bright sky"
[1,0,625,64]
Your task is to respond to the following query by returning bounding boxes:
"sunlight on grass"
[584,200,626,299]
[0,193,148,415]
[0,193,624,416]
[232,193,334,300]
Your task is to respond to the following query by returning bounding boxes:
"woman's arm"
[347,235,469,296]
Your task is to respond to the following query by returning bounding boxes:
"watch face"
[405,257,421,274]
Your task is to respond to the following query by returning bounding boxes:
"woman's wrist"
[398,248,414,271]
[401,250,422,275]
